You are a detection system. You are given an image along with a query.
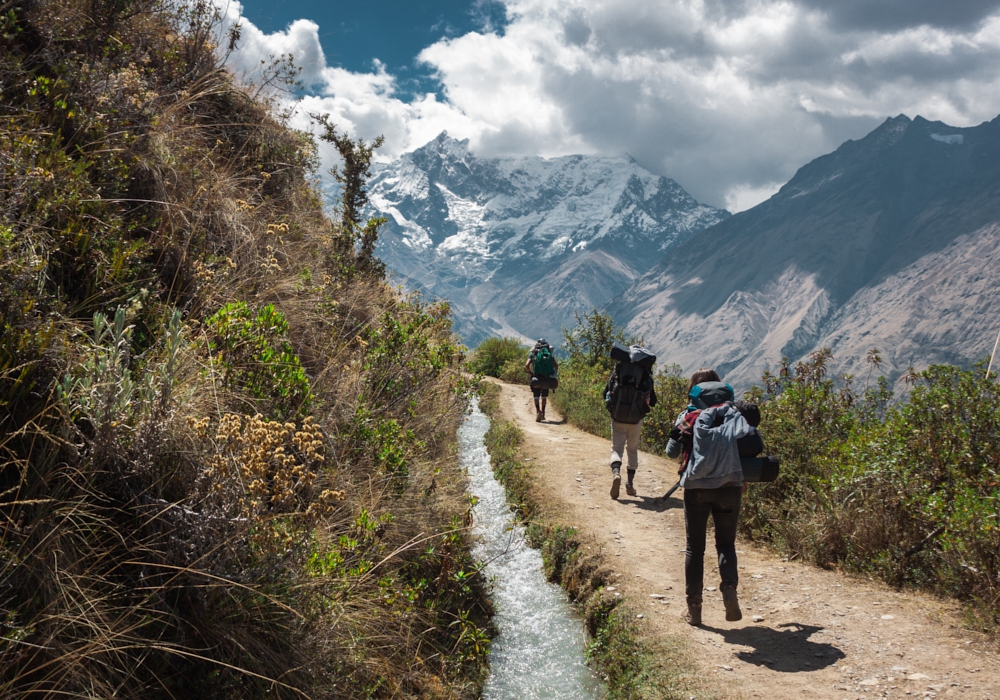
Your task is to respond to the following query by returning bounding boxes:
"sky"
[218,0,1000,212]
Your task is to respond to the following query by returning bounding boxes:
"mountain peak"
[361,138,728,344]
[414,131,471,160]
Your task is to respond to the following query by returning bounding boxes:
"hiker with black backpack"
[604,342,657,498]
[524,339,558,422]
[664,368,757,626]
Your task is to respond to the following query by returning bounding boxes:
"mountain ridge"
[611,113,1000,388]
[364,132,729,344]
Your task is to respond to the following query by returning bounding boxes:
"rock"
[928,685,945,692]
[891,666,909,673]
[752,574,763,579]
[705,586,717,591]
[720,665,734,671]
[859,679,879,686]
[752,615,765,622]
[881,614,895,620]
[636,614,644,619]
[907,673,931,681]
[649,594,667,599]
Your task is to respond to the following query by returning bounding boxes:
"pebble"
[636,614,644,619]
[881,614,895,620]
[649,594,667,599]
[907,673,931,681]
[720,665,734,671]
[752,615,765,622]
[860,679,879,686]
[705,586,717,591]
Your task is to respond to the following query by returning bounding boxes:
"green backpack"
[533,346,554,377]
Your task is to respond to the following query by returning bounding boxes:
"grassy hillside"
[0,1,490,697]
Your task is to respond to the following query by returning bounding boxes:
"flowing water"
[459,399,605,700]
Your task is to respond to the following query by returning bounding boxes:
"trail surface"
[493,381,1000,700]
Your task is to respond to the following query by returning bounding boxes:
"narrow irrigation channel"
[460,399,605,699]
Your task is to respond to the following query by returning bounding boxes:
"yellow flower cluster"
[266,222,289,234]
[200,413,343,520]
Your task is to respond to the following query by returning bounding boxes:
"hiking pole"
[987,321,1000,382]
[661,480,681,501]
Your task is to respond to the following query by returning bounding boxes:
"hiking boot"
[535,410,543,422]
[722,586,742,622]
[625,470,636,496]
[610,464,621,499]
[684,602,702,626]
[541,409,546,421]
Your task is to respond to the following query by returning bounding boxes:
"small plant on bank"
[468,336,528,378]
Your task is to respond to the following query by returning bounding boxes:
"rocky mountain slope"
[610,115,1000,389]
[363,133,729,345]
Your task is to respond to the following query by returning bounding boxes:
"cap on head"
[537,338,547,346]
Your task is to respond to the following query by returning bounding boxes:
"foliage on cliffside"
[0,1,490,697]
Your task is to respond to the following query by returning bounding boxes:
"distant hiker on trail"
[604,342,657,499]
[665,368,752,626]
[525,339,558,422]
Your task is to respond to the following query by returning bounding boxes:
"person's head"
[687,368,721,393]
[537,338,548,347]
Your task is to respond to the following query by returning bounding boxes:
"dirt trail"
[491,381,1000,700]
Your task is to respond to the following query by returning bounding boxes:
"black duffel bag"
[530,374,559,390]
[740,455,780,483]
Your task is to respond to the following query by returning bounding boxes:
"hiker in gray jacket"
[669,369,750,626]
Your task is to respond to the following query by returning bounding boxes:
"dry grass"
[0,1,490,697]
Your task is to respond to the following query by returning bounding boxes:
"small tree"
[312,114,386,274]
[561,307,641,371]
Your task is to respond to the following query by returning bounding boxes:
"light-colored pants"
[610,421,641,471]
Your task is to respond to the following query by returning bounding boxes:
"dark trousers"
[683,485,742,603]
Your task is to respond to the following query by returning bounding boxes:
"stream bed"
[459,399,605,699]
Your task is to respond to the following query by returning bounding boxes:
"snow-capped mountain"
[363,132,729,344]
[610,114,1000,390]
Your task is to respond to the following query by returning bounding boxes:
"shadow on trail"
[623,495,683,512]
[700,622,845,672]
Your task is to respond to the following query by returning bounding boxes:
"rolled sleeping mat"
[740,455,780,483]
[530,375,559,390]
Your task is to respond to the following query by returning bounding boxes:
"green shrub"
[742,351,1000,630]
[499,357,530,384]
[206,302,312,417]
[467,336,528,378]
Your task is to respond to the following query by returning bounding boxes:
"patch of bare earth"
[493,381,1000,700]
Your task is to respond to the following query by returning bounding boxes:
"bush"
[742,351,1000,630]
[467,336,528,378]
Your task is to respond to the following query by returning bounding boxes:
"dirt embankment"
[492,381,1000,700]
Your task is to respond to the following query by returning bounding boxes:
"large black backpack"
[606,361,653,424]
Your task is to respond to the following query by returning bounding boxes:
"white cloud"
[218,0,1000,211]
